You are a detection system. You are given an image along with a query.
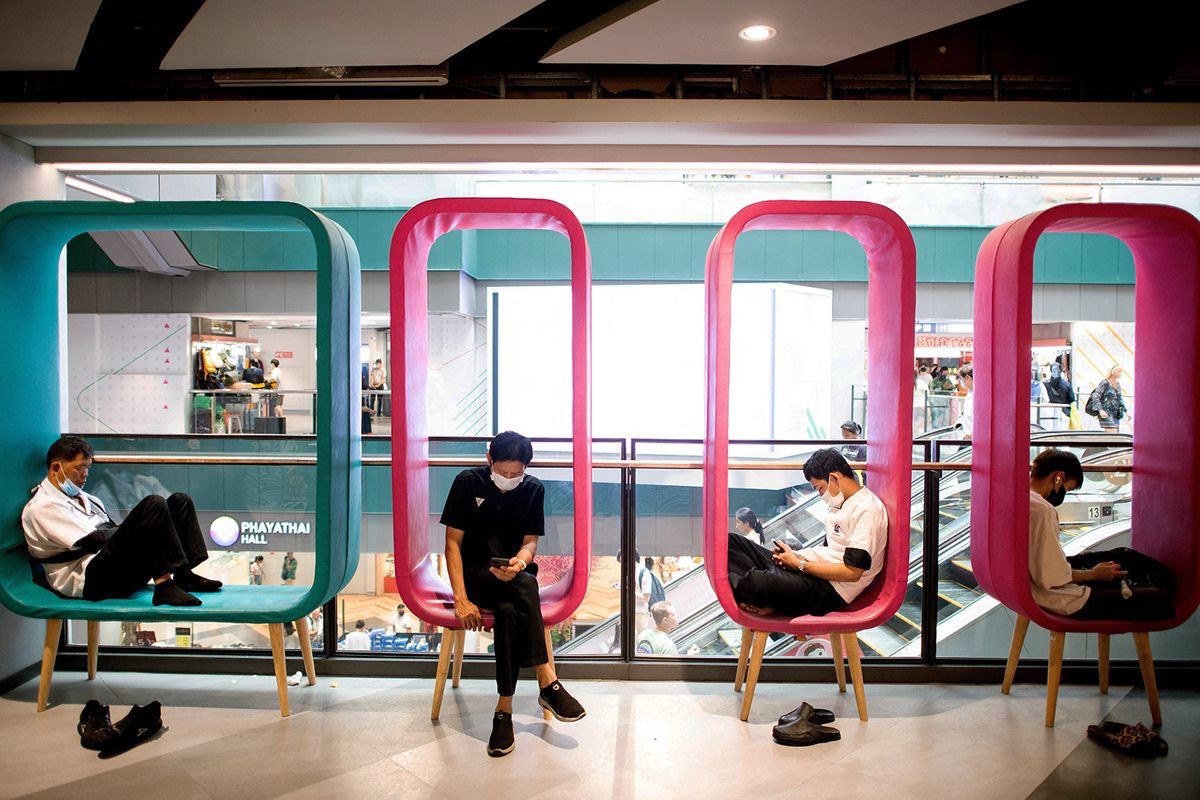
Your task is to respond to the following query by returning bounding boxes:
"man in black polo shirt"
[441,430,585,757]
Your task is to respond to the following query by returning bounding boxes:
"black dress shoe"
[777,701,835,727]
[487,712,515,757]
[78,700,113,751]
[100,702,163,757]
[538,680,586,722]
[772,717,841,747]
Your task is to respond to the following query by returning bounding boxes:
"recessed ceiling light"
[739,25,776,42]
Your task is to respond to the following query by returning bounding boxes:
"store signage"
[274,351,293,359]
[202,318,235,336]
[208,515,312,547]
[915,334,974,349]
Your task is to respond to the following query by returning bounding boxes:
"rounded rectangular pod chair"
[0,201,362,715]
[387,198,592,720]
[702,201,916,722]
[971,202,1200,726]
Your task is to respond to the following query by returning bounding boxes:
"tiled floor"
[0,670,1194,799]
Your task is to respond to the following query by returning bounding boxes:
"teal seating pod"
[0,201,361,714]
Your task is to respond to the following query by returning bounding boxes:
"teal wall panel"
[65,207,1139,286]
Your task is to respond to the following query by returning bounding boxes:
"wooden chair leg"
[543,626,555,720]
[86,620,100,681]
[451,629,465,689]
[268,622,290,717]
[1097,633,1110,695]
[296,616,317,686]
[36,619,63,713]
[1002,615,1030,695]
[430,626,454,721]
[738,631,768,722]
[1045,630,1065,727]
[830,631,847,693]
[1132,632,1162,726]
[734,627,752,693]
[843,633,869,721]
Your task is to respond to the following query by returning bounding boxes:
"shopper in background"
[343,619,372,650]
[250,555,264,585]
[636,601,681,655]
[280,551,298,585]
[1043,363,1075,421]
[369,358,387,416]
[955,365,975,437]
[734,507,765,546]
[392,602,419,634]
[1090,364,1128,433]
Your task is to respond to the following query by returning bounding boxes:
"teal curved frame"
[0,201,360,623]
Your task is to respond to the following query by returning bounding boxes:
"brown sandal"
[1087,720,1168,758]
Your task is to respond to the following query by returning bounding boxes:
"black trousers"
[727,534,846,617]
[83,493,210,602]
[1068,547,1175,621]
[463,562,549,696]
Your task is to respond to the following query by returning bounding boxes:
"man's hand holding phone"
[490,556,523,582]
[772,540,804,571]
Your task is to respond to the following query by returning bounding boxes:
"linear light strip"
[63,176,137,202]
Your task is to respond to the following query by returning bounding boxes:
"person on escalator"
[954,365,974,438]
[1028,449,1173,620]
[727,448,888,617]
[734,507,765,546]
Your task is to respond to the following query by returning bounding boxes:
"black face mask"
[1047,486,1066,507]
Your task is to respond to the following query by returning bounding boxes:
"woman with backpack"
[1088,365,1128,433]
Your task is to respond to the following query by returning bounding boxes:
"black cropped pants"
[727,534,846,617]
[463,562,549,697]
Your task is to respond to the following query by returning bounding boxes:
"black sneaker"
[99,702,163,758]
[487,712,515,757]
[538,680,586,722]
[777,702,836,727]
[78,700,113,751]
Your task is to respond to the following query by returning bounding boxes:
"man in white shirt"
[1028,449,1173,619]
[21,436,222,606]
[727,448,888,617]
[343,619,373,650]
[368,359,387,416]
[392,603,419,634]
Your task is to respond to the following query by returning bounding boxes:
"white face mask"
[820,481,844,509]
[59,477,83,497]
[490,470,524,493]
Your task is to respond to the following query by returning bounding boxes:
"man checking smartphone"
[440,430,586,758]
[727,448,888,617]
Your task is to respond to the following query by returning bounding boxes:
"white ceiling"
[0,0,102,71]
[161,0,541,70]
[544,0,1022,65]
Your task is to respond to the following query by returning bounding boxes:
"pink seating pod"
[702,201,916,721]
[972,202,1200,726]
[388,198,592,719]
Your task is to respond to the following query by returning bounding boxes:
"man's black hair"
[959,365,974,379]
[270,358,280,367]
[489,430,533,465]
[840,420,862,436]
[1032,448,1084,486]
[46,435,92,469]
[355,619,366,630]
[803,447,857,482]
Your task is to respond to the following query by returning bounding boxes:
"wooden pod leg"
[452,629,466,689]
[1097,633,1110,695]
[296,616,317,686]
[738,631,768,722]
[1044,630,1065,727]
[734,627,752,693]
[86,620,100,681]
[430,627,454,721]
[268,623,290,717]
[36,619,63,713]
[1132,632,1162,727]
[830,631,847,693]
[1002,615,1030,695]
[844,633,869,722]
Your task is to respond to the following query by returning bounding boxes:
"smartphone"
[772,539,786,551]
[490,557,512,569]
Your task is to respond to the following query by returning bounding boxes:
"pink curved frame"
[703,201,915,634]
[972,202,1200,634]
[389,198,593,629]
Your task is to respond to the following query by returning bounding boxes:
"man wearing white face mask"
[726,448,888,617]
[22,436,223,606]
[440,430,585,758]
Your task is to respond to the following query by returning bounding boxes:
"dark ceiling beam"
[75,0,207,74]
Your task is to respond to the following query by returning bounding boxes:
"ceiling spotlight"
[739,25,776,42]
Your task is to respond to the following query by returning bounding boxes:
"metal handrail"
[92,454,1135,472]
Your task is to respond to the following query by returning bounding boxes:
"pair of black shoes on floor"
[78,700,164,757]
[153,570,223,607]
[487,681,586,757]
[772,702,840,746]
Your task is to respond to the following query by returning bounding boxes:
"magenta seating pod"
[389,198,593,630]
[972,203,1200,635]
[703,201,916,635]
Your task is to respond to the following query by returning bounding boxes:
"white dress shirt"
[797,486,889,604]
[21,478,111,597]
[1028,490,1089,615]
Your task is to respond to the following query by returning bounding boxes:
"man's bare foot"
[738,602,774,616]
